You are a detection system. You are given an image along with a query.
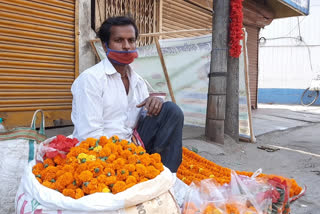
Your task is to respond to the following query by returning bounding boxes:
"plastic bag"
[182,170,273,214]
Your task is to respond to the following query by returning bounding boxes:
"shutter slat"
[0,84,71,90]
[0,28,74,43]
[0,60,74,70]
[0,76,74,84]
[0,36,74,50]
[29,0,75,10]
[2,0,74,17]
[0,2,74,23]
[0,19,74,36]
[0,92,72,98]
[0,52,74,64]
[0,68,74,77]
[0,10,73,30]
[0,44,74,57]
[0,99,72,105]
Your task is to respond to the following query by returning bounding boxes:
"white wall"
[259,1,320,90]
[79,0,97,73]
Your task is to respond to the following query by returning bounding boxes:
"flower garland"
[33,136,164,199]
[177,147,303,199]
[229,0,244,58]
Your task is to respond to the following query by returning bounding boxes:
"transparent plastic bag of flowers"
[182,170,273,214]
[16,135,174,212]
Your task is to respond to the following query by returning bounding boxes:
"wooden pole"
[140,28,212,37]
[154,37,176,103]
[205,0,230,144]
[242,28,256,143]
[75,0,79,78]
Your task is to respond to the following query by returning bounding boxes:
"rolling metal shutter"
[0,0,77,129]
[244,25,259,109]
[161,0,212,38]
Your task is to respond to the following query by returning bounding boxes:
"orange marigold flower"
[53,155,66,166]
[56,170,65,178]
[62,165,75,173]
[62,189,75,199]
[43,158,55,167]
[136,146,146,155]
[99,136,109,147]
[66,183,78,190]
[125,175,137,185]
[131,171,140,182]
[126,183,135,189]
[150,153,161,163]
[79,141,90,149]
[79,170,93,183]
[153,163,164,172]
[139,178,148,183]
[99,146,111,157]
[128,154,140,165]
[112,181,126,194]
[113,158,126,170]
[33,162,44,172]
[145,166,160,179]
[136,164,146,177]
[87,161,104,177]
[105,176,117,186]
[139,154,151,166]
[117,169,129,181]
[106,154,117,163]
[85,137,98,147]
[41,166,58,181]
[120,150,132,159]
[75,188,84,199]
[103,167,115,177]
[87,178,99,194]
[124,164,136,172]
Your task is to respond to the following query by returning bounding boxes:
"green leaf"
[191,147,199,153]
[88,147,94,150]
[95,139,100,147]
[44,164,48,168]
[94,168,100,173]
[50,179,56,183]
[84,181,89,187]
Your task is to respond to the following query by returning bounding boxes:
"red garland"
[229,0,243,58]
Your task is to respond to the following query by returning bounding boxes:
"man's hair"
[97,16,139,45]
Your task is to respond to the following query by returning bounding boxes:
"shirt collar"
[102,57,139,89]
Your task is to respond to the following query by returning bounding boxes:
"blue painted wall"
[258,88,320,105]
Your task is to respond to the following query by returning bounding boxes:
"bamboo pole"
[75,0,79,78]
[140,28,212,37]
[154,37,176,103]
[242,28,256,143]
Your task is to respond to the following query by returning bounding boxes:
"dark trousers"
[137,102,184,172]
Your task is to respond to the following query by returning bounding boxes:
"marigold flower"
[53,155,66,166]
[62,189,75,198]
[79,170,93,183]
[128,154,140,165]
[117,169,129,181]
[112,181,126,194]
[105,176,117,186]
[125,175,137,185]
[139,154,151,166]
[102,187,111,193]
[136,164,146,177]
[145,166,160,179]
[124,164,135,172]
[75,188,84,199]
[150,153,161,163]
[43,158,55,167]
[93,145,102,153]
[113,158,126,170]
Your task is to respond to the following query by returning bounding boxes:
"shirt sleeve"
[71,73,104,142]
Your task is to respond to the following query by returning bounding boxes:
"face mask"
[105,43,138,65]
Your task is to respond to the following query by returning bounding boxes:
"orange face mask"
[106,43,138,65]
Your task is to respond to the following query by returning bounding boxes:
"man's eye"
[129,39,136,43]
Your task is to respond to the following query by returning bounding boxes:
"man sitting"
[71,16,184,172]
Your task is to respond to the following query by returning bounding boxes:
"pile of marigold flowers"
[177,147,303,198]
[32,135,164,199]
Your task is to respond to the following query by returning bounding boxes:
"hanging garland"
[229,0,244,58]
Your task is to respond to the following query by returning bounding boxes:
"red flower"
[45,135,79,159]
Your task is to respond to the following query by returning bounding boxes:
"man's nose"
[123,40,130,50]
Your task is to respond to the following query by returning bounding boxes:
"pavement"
[45,104,320,214]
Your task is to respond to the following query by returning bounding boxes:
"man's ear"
[102,42,108,52]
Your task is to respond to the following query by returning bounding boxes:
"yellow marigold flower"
[189,165,194,169]
[102,187,111,193]
[209,174,215,178]
[86,155,96,162]
[199,168,203,173]
[93,145,102,152]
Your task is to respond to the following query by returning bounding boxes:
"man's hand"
[136,96,164,116]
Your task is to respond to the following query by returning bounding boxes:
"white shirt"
[71,58,149,142]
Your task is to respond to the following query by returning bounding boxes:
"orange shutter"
[0,0,77,129]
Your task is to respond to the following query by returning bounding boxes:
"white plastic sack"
[16,185,180,214]
[16,135,175,212]
[0,110,46,214]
